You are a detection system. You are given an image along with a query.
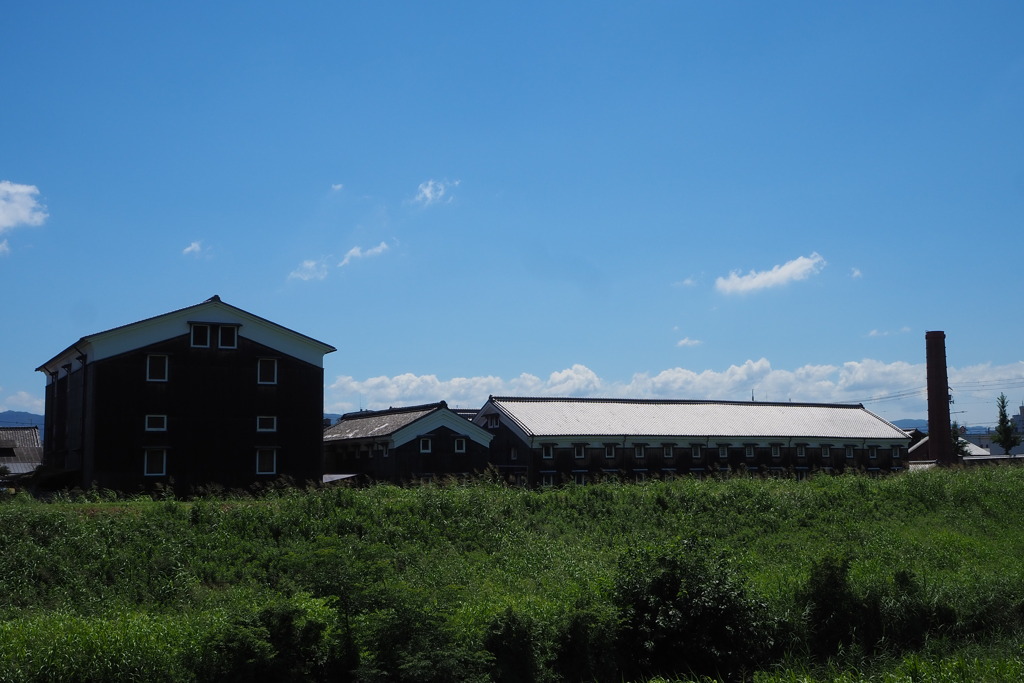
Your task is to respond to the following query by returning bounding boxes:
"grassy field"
[1,466,1023,681]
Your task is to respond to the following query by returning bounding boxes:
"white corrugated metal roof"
[490,397,908,441]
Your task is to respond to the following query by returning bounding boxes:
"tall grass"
[1,466,1023,680]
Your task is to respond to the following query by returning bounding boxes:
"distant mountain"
[0,411,44,430]
[892,419,928,431]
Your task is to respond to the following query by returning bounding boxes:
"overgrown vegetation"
[2,466,1024,681]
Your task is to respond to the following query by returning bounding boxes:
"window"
[718,445,729,460]
[691,445,702,461]
[745,445,755,460]
[144,449,166,476]
[574,444,586,459]
[664,444,675,459]
[846,445,854,459]
[256,449,277,474]
[147,355,168,382]
[541,472,555,487]
[485,414,499,429]
[604,444,616,459]
[191,324,211,348]
[821,445,830,458]
[455,438,467,453]
[635,471,648,483]
[771,445,781,459]
[869,446,878,460]
[420,438,432,453]
[634,444,646,459]
[145,415,167,432]
[542,444,554,459]
[892,446,901,459]
[375,443,389,458]
[796,445,806,459]
[573,471,587,485]
[256,416,277,432]
[219,325,238,349]
[510,448,518,461]
[257,358,277,384]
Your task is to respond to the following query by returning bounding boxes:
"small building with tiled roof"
[37,296,335,492]
[0,426,43,483]
[324,401,494,483]
[473,396,910,485]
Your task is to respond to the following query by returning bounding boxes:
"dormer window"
[219,325,238,349]
[191,324,211,348]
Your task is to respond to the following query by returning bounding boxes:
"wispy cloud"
[676,337,702,347]
[851,267,863,278]
[182,241,203,256]
[339,241,388,267]
[289,259,329,281]
[0,240,8,256]
[715,252,826,294]
[867,327,911,338]
[413,179,459,206]
[331,183,344,192]
[673,276,698,288]
[1,390,44,413]
[0,181,47,233]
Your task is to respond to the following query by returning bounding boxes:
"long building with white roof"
[472,396,910,485]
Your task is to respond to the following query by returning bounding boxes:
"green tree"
[991,393,1022,456]
[950,421,972,458]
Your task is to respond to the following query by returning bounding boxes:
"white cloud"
[327,357,1024,425]
[676,337,702,347]
[182,241,203,256]
[289,259,329,281]
[413,179,459,206]
[867,327,911,338]
[851,267,863,278]
[715,252,826,294]
[0,239,8,256]
[339,241,388,267]
[673,276,698,287]
[331,183,344,192]
[0,181,47,233]
[2,390,44,413]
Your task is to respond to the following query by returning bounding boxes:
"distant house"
[323,401,493,482]
[473,396,911,485]
[0,426,43,483]
[36,296,335,492]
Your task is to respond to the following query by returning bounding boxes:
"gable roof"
[0,426,43,475]
[479,396,910,442]
[325,401,493,449]
[38,295,336,374]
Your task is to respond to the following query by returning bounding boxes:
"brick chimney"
[925,331,956,465]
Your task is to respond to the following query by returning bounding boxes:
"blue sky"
[3,2,1023,428]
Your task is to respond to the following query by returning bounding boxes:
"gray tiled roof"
[489,397,908,441]
[0,426,43,475]
[324,403,444,441]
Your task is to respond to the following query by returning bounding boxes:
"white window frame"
[745,445,755,459]
[718,445,729,460]
[869,446,878,460]
[144,449,167,476]
[374,443,389,458]
[634,444,646,459]
[541,472,555,487]
[821,445,830,458]
[454,438,467,453]
[510,447,517,461]
[146,354,168,382]
[796,445,806,459]
[846,445,855,459]
[191,324,211,348]
[771,445,781,459]
[604,444,616,459]
[145,414,167,432]
[691,445,702,461]
[574,444,586,459]
[486,414,499,429]
[256,416,277,432]
[892,445,901,459]
[542,444,554,459]
[256,448,277,475]
[420,438,432,454]
[218,325,238,349]
[573,471,587,485]
[663,444,675,459]
[257,358,278,385]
